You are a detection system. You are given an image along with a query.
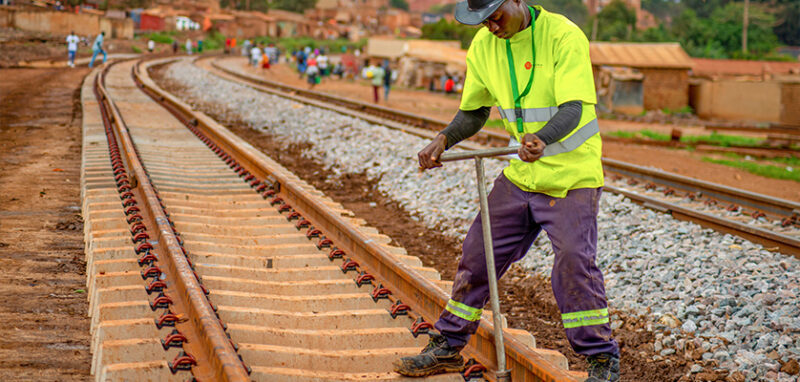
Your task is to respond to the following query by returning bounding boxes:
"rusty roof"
[691,58,800,77]
[589,42,693,69]
[367,38,466,68]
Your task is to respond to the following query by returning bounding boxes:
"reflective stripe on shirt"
[508,118,599,157]
[497,106,559,123]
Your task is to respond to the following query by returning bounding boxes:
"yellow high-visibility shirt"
[460,6,603,198]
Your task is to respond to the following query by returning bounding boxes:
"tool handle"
[439,146,519,162]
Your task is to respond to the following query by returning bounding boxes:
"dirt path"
[231,58,800,202]
[0,67,91,380]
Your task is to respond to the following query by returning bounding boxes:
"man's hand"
[518,134,545,162]
[418,134,447,170]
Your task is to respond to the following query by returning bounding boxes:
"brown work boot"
[393,333,465,377]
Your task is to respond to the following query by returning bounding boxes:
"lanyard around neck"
[505,6,536,133]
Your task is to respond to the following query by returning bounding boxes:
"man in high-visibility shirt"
[393,0,620,381]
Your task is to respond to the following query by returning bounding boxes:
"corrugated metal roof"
[692,58,800,77]
[366,38,408,60]
[367,38,465,67]
[589,42,693,69]
[406,40,466,67]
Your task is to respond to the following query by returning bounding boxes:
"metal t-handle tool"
[439,146,520,381]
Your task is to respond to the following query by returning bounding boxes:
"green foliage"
[713,3,778,57]
[774,1,800,46]
[638,130,671,141]
[530,0,589,28]
[640,0,682,21]
[702,157,800,182]
[592,0,636,41]
[605,129,766,147]
[660,3,782,59]
[147,32,175,45]
[220,0,269,11]
[271,0,317,13]
[201,31,227,51]
[252,36,365,54]
[421,19,480,49]
[131,45,142,53]
[681,132,764,147]
[680,0,729,19]
[632,24,674,43]
[605,130,638,139]
[429,3,457,14]
[390,0,409,11]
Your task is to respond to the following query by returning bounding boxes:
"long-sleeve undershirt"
[440,101,583,149]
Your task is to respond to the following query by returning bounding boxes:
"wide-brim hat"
[454,0,506,26]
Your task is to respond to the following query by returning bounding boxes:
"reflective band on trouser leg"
[561,307,609,329]
[445,299,483,322]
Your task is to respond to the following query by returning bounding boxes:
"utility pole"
[742,0,749,54]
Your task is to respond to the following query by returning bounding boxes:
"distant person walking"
[317,52,329,77]
[444,76,455,94]
[66,31,79,68]
[172,39,178,54]
[88,31,106,68]
[250,44,262,67]
[367,60,385,104]
[382,60,392,102]
[185,38,193,55]
[147,39,155,53]
[296,50,307,78]
[306,56,320,89]
[197,39,203,53]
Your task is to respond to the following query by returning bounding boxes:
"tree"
[421,19,480,49]
[593,0,637,41]
[710,2,779,57]
[773,1,800,46]
[429,3,457,14]
[270,0,317,13]
[530,0,589,27]
[390,0,409,11]
[220,0,269,11]
[641,0,682,21]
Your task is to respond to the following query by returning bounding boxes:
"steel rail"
[206,57,798,158]
[602,158,800,218]
[201,56,799,218]
[138,57,580,381]
[196,56,800,259]
[94,60,251,381]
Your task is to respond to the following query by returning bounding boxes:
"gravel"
[165,60,800,381]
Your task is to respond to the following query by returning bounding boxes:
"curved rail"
[93,60,250,380]
[130,56,585,380]
[196,56,800,258]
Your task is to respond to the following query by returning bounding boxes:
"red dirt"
[0,67,91,380]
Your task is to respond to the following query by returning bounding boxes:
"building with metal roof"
[590,42,693,112]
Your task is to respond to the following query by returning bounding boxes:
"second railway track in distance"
[197,55,800,259]
[83,57,588,381]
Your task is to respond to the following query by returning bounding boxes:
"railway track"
[82,57,589,381]
[194,56,800,259]
[202,56,800,160]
